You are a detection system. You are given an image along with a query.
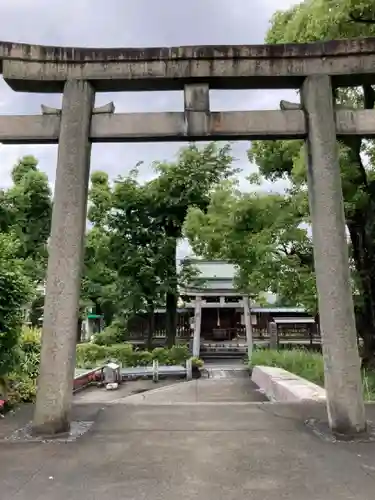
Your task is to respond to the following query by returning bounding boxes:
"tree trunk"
[341,85,375,364]
[165,237,178,347]
[146,303,155,350]
[77,318,83,343]
[349,221,375,365]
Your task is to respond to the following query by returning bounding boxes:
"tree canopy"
[184,0,375,363]
[1,156,52,285]
[146,143,236,344]
[248,0,375,360]
[80,143,236,345]
[184,177,317,311]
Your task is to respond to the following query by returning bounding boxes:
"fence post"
[268,322,278,350]
[186,358,193,381]
[152,360,159,383]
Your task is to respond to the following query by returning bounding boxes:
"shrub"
[75,343,196,369]
[76,343,108,368]
[251,348,324,386]
[107,344,135,365]
[92,321,126,345]
[7,372,37,404]
[190,357,204,369]
[20,326,41,353]
[2,326,42,404]
[151,347,171,365]
[169,345,190,365]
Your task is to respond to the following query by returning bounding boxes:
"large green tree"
[184,178,317,311]
[83,144,236,346]
[2,156,52,284]
[108,170,169,344]
[83,169,169,342]
[147,143,236,344]
[249,0,375,362]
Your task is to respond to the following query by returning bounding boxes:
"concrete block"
[251,365,326,403]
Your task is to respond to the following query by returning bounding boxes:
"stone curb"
[251,365,326,403]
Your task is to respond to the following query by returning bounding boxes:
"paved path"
[1,375,375,499]
[115,375,267,404]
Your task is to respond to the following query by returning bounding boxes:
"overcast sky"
[0,0,299,257]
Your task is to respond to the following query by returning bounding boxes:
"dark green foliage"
[0,235,31,378]
[75,343,193,369]
[4,156,52,284]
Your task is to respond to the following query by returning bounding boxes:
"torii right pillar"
[302,74,366,435]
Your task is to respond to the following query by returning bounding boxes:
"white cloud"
[0,0,299,257]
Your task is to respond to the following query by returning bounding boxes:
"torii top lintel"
[1,37,375,92]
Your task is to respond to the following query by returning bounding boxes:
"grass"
[251,348,375,401]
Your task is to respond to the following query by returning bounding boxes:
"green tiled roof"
[182,259,236,291]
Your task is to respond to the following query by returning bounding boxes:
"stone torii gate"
[1,38,375,436]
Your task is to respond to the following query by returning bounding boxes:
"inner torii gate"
[1,38,374,436]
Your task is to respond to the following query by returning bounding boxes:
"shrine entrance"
[0,37,372,435]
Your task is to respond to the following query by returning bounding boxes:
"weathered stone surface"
[32,80,95,436]
[242,296,253,358]
[0,115,60,143]
[1,37,375,91]
[3,109,375,144]
[302,74,366,435]
[251,366,326,403]
[93,102,115,114]
[41,104,60,115]
[192,297,202,358]
[267,322,278,350]
[184,84,210,137]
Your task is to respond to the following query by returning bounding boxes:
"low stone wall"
[251,365,326,403]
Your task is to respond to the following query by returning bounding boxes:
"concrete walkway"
[114,375,267,404]
[1,376,375,499]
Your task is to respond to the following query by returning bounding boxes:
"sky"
[0,0,299,257]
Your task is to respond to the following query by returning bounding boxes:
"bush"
[76,343,108,368]
[7,372,37,404]
[168,345,190,365]
[92,321,126,346]
[75,343,196,369]
[190,356,204,369]
[20,326,41,353]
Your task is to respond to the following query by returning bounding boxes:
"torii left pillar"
[32,80,94,435]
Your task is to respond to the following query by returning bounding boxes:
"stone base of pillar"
[31,418,71,437]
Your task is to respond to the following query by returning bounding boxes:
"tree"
[0,233,31,389]
[249,0,375,363]
[83,169,169,344]
[82,171,119,327]
[184,179,317,312]
[82,226,118,325]
[108,170,169,346]
[84,144,236,347]
[147,143,236,345]
[3,156,52,284]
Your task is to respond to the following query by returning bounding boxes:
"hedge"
[75,343,202,369]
